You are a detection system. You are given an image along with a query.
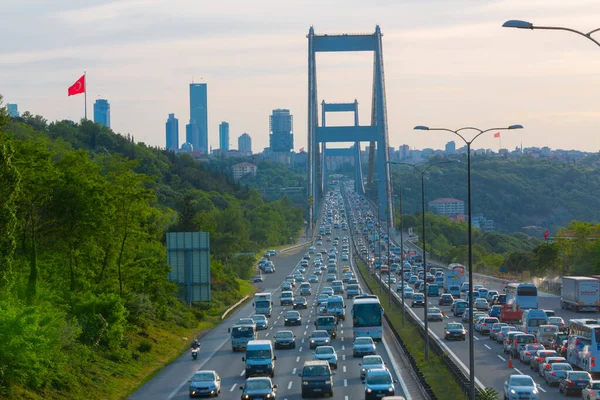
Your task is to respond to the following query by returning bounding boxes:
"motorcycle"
[191,346,199,360]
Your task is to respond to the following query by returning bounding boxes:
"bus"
[351,296,384,341]
[567,319,600,373]
[505,283,538,310]
[444,264,466,292]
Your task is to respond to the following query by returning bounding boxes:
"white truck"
[253,292,273,317]
[561,276,600,312]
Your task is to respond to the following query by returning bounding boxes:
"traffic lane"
[129,246,308,400]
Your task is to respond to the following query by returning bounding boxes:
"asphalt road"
[130,225,411,400]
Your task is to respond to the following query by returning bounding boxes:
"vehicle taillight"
[482,323,487,326]
[545,365,551,370]
[561,323,565,326]
[592,357,596,367]
[590,391,595,396]
[533,339,536,343]
[567,380,573,386]
[525,352,530,356]
[552,372,556,376]
[537,357,543,362]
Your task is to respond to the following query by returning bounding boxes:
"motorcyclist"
[191,339,200,350]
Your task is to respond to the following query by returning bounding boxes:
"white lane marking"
[296,356,300,362]
[341,337,344,342]
[341,323,344,328]
[277,316,281,320]
[345,396,349,400]
[513,367,524,375]
[343,366,347,373]
[230,383,237,392]
[240,369,245,376]
[266,333,270,337]
[538,386,547,393]
[292,367,297,375]
[341,330,344,335]
[305,325,309,329]
[341,345,345,350]
[344,379,348,387]
[474,336,479,341]
[342,354,346,361]
[382,337,412,400]
[302,338,305,343]
[299,346,303,352]
[288,381,293,389]
[484,344,491,350]
[270,327,274,331]
[498,355,506,361]
[304,331,307,336]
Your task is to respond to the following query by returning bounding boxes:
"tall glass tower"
[219,121,229,151]
[269,109,293,152]
[238,133,252,153]
[189,83,208,153]
[94,99,110,128]
[165,113,179,150]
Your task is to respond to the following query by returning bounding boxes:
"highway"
[130,221,414,399]
[346,186,600,399]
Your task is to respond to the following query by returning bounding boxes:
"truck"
[253,292,273,317]
[561,276,600,312]
[499,303,524,324]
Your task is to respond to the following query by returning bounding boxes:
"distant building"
[445,141,456,154]
[7,103,19,118]
[219,121,229,151]
[471,214,496,232]
[180,142,194,153]
[165,113,179,151]
[93,99,110,127]
[428,198,465,217]
[189,83,208,153]
[269,109,293,152]
[186,123,202,153]
[238,132,252,154]
[232,162,257,180]
[399,144,410,160]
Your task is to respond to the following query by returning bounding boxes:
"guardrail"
[278,240,313,254]
[221,295,249,320]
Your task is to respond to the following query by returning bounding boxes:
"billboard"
[167,232,211,303]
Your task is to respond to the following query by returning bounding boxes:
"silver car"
[353,336,377,357]
[581,380,600,400]
[309,330,331,349]
[519,343,545,365]
[543,362,572,386]
[188,370,221,398]
[313,345,338,369]
[503,374,539,400]
[359,355,386,380]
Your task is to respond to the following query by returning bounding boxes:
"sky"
[2,0,600,153]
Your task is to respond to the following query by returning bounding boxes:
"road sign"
[167,232,211,304]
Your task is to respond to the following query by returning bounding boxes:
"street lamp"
[502,20,600,48]
[389,182,410,327]
[414,124,523,398]
[388,159,458,361]
[373,178,388,296]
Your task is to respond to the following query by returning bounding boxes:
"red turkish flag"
[68,75,85,96]
[544,230,549,239]
[493,132,500,138]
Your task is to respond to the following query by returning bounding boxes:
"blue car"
[490,305,502,318]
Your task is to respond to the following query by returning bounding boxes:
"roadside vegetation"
[0,97,303,399]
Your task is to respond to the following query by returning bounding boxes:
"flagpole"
[84,71,87,120]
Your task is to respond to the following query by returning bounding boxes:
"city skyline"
[2,1,600,153]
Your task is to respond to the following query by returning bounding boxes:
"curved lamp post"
[502,20,600,48]
[414,125,522,399]
[387,159,458,361]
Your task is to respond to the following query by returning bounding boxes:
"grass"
[356,261,466,400]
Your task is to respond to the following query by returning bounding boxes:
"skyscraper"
[269,109,293,152]
[165,113,179,151]
[7,103,19,118]
[189,83,208,153]
[94,99,110,128]
[219,121,229,151]
[445,141,456,154]
[186,122,199,151]
[238,133,252,154]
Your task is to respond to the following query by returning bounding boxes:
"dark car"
[293,297,308,310]
[251,275,263,283]
[438,294,454,306]
[530,350,558,373]
[274,330,296,349]
[298,360,335,398]
[284,311,302,326]
[549,332,569,352]
[559,371,592,396]
[444,322,466,341]
[239,377,277,400]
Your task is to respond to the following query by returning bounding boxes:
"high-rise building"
[445,141,456,154]
[7,103,19,118]
[269,109,293,152]
[238,133,252,154]
[189,83,208,153]
[186,122,200,151]
[165,113,179,151]
[94,99,110,128]
[219,121,229,151]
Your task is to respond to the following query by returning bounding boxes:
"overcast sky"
[2,0,600,153]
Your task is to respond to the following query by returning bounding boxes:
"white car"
[474,298,489,311]
[503,375,539,400]
[313,345,338,369]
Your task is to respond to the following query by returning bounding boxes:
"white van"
[243,340,276,377]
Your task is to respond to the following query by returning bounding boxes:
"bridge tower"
[307,25,393,230]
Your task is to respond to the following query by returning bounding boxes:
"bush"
[74,293,128,349]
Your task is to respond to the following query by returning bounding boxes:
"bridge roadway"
[130,230,414,399]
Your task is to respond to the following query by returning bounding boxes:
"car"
[279,291,294,306]
[547,316,567,332]
[284,311,302,326]
[293,297,308,310]
[530,350,558,372]
[313,345,338,369]
[497,325,517,344]
[503,331,522,354]
[503,374,539,400]
[544,362,573,386]
[359,355,387,380]
[188,370,221,398]
[411,293,425,307]
[300,285,312,296]
[298,360,335,398]
[402,287,414,299]
[489,323,508,340]
[308,275,319,283]
[326,273,336,282]
[549,332,569,352]
[251,275,263,283]
[559,370,592,396]
[474,317,487,333]
[353,336,377,357]
[273,330,296,349]
[444,322,466,341]
[474,297,489,311]
[236,317,256,329]
[317,294,330,306]
[489,305,502,318]
[479,317,499,335]
[438,294,454,306]
[427,307,444,321]
[581,380,600,400]
[519,343,544,365]
[538,356,567,377]
[309,330,331,349]
[239,377,278,400]
[486,290,499,302]
[542,309,555,318]
[322,287,334,296]
[364,368,396,400]
[252,314,268,330]
[510,333,536,358]
[281,282,292,291]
